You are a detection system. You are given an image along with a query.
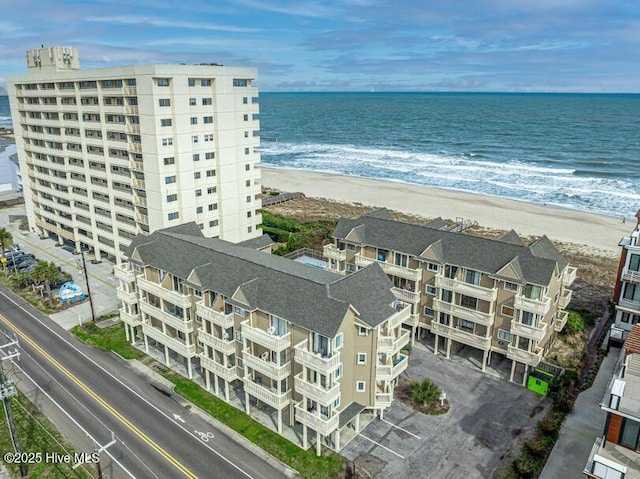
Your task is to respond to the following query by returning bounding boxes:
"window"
[197,223,204,230]
[620,418,640,450]
[201,79,211,86]
[334,367,342,381]
[162,138,173,146]
[629,254,640,272]
[206,169,216,177]
[395,253,408,267]
[244,147,250,155]
[464,269,481,285]
[188,78,196,87]
[444,265,458,279]
[233,79,248,87]
[209,220,218,227]
[190,117,197,125]
[168,212,179,220]
[623,283,640,302]
[358,326,367,336]
[205,152,214,160]
[208,203,217,211]
[156,78,170,86]
[425,285,437,295]
[504,282,518,291]
[518,336,530,350]
[459,319,474,333]
[427,262,438,271]
[195,189,202,197]
[441,289,453,303]
[521,311,535,326]
[498,329,512,341]
[207,186,216,194]
[163,157,175,165]
[460,295,477,310]
[159,98,171,107]
[501,305,515,317]
[193,154,200,162]
[165,176,176,184]
[247,211,252,218]
[234,306,245,317]
[356,381,365,392]
[248,226,252,233]
[203,116,213,124]
[246,180,251,187]
[166,194,177,202]
[196,206,203,214]
[424,307,434,317]
[189,98,196,106]
[243,114,249,121]
[235,331,243,342]
[523,284,542,301]
[439,312,451,326]
[357,353,366,365]
[194,172,201,179]
[243,97,248,104]
[202,98,212,105]
[335,333,344,350]
[192,135,199,143]
[204,134,214,142]
[246,196,252,203]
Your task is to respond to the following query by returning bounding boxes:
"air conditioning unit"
[267,326,276,336]
[223,332,230,341]
[261,351,269,361]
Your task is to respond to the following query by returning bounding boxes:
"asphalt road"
[0,285,286,479]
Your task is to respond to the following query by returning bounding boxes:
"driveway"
[342,341,549,479]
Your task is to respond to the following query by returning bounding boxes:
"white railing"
[294,340,341,372]
[244,350,291,380]
[198,329,235,355]
[377,330,410,354]
[139,301,195,334]
[434,275,498,302]
[355,254,421,281]
[137,276,192,308]
[196,300,234,328]
[116,287,137,304]
[559,289,573,309]
[514,294,552,316]
[388,304,412,329]
[323,244,346,262]
[618,297,640,312]
[243,381,291,409]
[554,310,569,332]
[376,354,408,381]
[563,266,577,286]
[432,298,493,326]
[199,355,238,381]
[375,392,392,407]
[119,308,141,326]
[294,404,339,436]
[391,287,420,304]
[507,345,543,366]
[622,269,640,284]
[510,321,546,342]
[142,323,196,357]
[241,321,291,351]
[583,437,639,479]
[430,322,491,350]
[294,373,340,405]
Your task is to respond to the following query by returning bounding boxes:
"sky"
[0,0,639,93]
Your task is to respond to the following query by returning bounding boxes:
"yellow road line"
[0,313,197,479]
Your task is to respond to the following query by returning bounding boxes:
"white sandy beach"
[261,167,632,254]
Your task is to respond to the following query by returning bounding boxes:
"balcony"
[323,244,346,262]
[432,298,493,326]
[116,287,137,304]
[563,266,577,286]
[244,380,291,409]
[133,195,148,208]
[510,321,546,342]
[554,310,568,332]
[559,289,573,310]
[137,276,192,308]
[241,321,291,352]
[622,269,640,284]
[430,322,491,350]
[294,340,341,373]
[195,300,234,328]
[142,323,196,357]
[391,287,420,304]
[244,350,291,381]
[294,403,339,436]
[355,254,421,281]
[139,301,195,335]
[514,294,552,316]
[435,275,498,302]
[375,392,393,408]
[376,354,409,381]
[114,263,137,283]
[198,328,235,355]
[119,307,141,326]
[294,373,340,405]
[377,330,410,354]
[199,355,238,382]
[584,436,640,479]
[388,304,412,329]
[618,297,640,313]
[507,345,543,366]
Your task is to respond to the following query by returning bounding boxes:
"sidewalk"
[539,347,620,479]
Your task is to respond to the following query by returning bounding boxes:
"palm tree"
[410,378,441,407]
[29,261,60,306]
[0,227,12,271]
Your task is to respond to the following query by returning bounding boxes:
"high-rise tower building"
[7,46,262,261]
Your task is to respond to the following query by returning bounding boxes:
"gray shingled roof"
[423,217,448,230]
[498,230,526,246]
[235,234,273,250]
[333,214,567,286]
[126,224,397,337]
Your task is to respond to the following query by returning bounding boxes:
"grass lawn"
[71,323,346,479]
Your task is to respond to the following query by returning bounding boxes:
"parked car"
[21,263,38,274]
[14,256,37,270]
[5,252,28,267]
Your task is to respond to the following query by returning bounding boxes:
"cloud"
[233,0,339,18]
[85,15,260,33]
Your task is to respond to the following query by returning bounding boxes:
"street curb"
[127,359,301,479]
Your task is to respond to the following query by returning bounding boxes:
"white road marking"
[357,433,404,459]
[381,418,421,439]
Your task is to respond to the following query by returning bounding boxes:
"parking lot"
[342,341,549,479]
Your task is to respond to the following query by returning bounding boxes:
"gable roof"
[126,224,397,337]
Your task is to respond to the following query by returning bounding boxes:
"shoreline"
[260,167,631,254]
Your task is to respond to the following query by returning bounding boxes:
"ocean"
[258,92,640,218]
[2,92,638,218]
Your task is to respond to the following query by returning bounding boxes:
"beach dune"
[261,167,630,254]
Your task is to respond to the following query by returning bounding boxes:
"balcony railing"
[139,301,195,334]
[377,330,410,354]
[116,287,137,304]
[198,329,235,355]
[323,244,346,262]
[375,392,393,408]
[584,436,640,479]
[376,354,408,381]
[196,300,234,328]
[241,321,291,352]
[244,381,291,409]
[559,289,573,310]
[114,263,137,283]
[294,373,340,405]
[430,322,491,350]
[244,350,291,380]
[119,307,142,326]
[554,310,568,332]
[199,355,238,382]
[622,269,640,284]
[562,266,577,286]
[507,345,543,366]
[355,254,421,281]
[432,298,493,326]
[618,297,640,312]
[514,294,552,316]
[294,340,341,373]
[294,403,339,436]
[137,277,192,308]
[391,287,420,304]
[142,323,196,357]
[388,304,412,329]
[510,321,546,342]
[434,275,498,302]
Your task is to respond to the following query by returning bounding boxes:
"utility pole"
[0,339,27,478]
[80,251,96,323]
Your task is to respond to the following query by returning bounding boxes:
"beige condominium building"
[324,209,576,384]
[6,46,262,261]
[114,223,412,455]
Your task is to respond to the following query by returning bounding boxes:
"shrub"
[410,378,441,406]
[564,310,585,335]
[537,416,561,440]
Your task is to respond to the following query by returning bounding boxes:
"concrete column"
[509,361,516,382]
[214,374,220,396]
[434,334,439,355]
[522,365,528,386]
[164,345,169,366]
[289,402,294,426]
[245,391,250,414]
[303,425,308,449]
[124,323,130,342]
[335,429,341,452]
[446,338,451,359]
[411,325,416,345]
[143,334,149,354]
[482,350,488,372]
[277,409,283,434]
[205,369,211,391]
[380,408,384,420]
[355,413,360,433]
[187,357,193,379]
[316,434,322,456]
[224,381,229,402]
